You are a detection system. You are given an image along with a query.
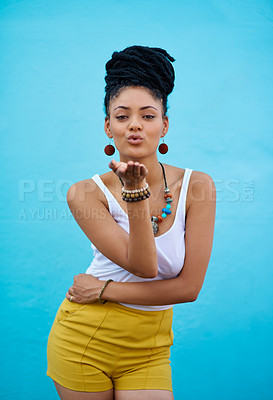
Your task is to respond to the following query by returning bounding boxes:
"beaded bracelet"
[122,182,149,194]
[122,187,151,202]
[99,279,113,304]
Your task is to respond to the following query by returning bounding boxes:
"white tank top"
[86,168,193,311]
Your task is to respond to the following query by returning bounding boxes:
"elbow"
[175,277,200,303]
[189,293,198,302]
[134,267,158,279]
[189,287,200,302]
[136,271,158,279]
[127,256,158,279]
[144,272,158,279]
[145,266,158,278]
[177,282,199,303]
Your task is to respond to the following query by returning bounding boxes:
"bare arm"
[67,172,216,305]
[112,160,158,277]
[67,160,157,279]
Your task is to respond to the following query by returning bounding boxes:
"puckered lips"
[127,134,143,145]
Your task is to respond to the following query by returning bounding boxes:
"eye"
[143,115,155,119]
[116,115,128,120]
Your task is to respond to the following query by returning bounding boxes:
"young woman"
[47,45,216,400]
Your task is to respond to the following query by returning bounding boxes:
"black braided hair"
[104,45,175,116]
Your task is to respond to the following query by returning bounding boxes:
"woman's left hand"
[66,273,106,303]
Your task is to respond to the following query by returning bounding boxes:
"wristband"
[122,182,149,194]
[122,185,151,202]
[99,279,113,304]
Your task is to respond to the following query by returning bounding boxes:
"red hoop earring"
[158,138,168,154]
[104,138,115,156]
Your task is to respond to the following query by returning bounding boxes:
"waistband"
[103,300,173,318]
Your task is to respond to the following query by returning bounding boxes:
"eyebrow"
[114,106,158,111]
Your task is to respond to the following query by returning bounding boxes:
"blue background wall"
[1,1,272,399]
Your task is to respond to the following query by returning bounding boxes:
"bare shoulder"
[188,170,216,204]
[66,176,108,208]
[163,164,185,185]
[164,165,215,210]
[67,178,96,200]
[164,164,215,189]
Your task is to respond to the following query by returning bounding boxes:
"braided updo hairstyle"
[104,45,175,116]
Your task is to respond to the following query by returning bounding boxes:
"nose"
[129,117,142,131]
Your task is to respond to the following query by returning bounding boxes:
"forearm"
[124,177,157,278]
[101,275,197,306]
[126,198,157,278]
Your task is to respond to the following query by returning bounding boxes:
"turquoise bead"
[166,204,171,209]
[162,208,171,215]
[162,213,167,218]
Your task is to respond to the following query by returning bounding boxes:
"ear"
[161,115,169,138]
[104,116,112,138]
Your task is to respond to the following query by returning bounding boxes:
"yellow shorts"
[47,298,174,392]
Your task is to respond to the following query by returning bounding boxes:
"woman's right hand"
[109,159,148,188]
[66,273,106,304]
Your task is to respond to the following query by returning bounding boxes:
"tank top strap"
[175,168,193,228]
[91,174,122,215]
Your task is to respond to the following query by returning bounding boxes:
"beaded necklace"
[118,162,172,235]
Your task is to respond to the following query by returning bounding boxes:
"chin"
[125,149,148,159]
